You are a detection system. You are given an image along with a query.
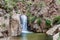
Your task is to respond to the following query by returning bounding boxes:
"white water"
[20,15,32,33]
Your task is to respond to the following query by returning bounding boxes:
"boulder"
[46,24,60,35]
[0,32,3,38]
[11,14,22,36]
[53,32,59,40]
[33,23,42,32]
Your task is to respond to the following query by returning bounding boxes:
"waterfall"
[20,15,27,31]
[20,14,32,33]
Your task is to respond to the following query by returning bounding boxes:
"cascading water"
[20,15,27,31]
[20,14,32,33]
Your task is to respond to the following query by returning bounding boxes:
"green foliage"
[45,19,51,29]
[9,13,13,17]
[45,19,51,26]
[39,1,46,8]
[29,16,36,23]
[2,23,6,27]
[56,0,60,5]
[4,0,17,12]
[36,18,41,26]
[26,1,32,6]
[26,12,32,17]
[53,16,60,25]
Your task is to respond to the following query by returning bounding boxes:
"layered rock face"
[0,8,22,37]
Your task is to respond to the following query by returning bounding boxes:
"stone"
[46,24,60,35]
[0,8,6,17]
[11,13,22,36]
[0,32,3,38]
[43,29,47,33]
[53,32,59,40]
[0,27,8,37]
[40,19,46,29]
[33,23,42,32]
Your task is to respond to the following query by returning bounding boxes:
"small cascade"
[20,14,32,33]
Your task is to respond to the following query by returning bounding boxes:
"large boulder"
[46,24,60,35]
[53,32,59,40]
[11,13,22,36]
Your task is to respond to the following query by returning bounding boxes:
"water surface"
[10,33,52,40]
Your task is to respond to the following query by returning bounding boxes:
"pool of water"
[10,33,52,40]
[0,33,53,40]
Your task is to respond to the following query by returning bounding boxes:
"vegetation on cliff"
[0,0,60,33]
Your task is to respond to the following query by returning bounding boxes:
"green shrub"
[4,0,17,12]
[53,16,60,25]
[45,19,51,26]
[36,18,42,26]
[26,12,32,17]
[29,16,36,23]
[56,0,60,5]
[45,19,52,29]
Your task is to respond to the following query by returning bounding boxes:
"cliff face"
[18,0,60,33]
[0,1,21,37]
[0,0,60,36]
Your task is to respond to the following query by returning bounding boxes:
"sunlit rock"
[53,32,59,40]
[46,24,60,35]
[11,13,22,36]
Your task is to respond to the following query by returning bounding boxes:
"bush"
[26,12,32,17]
[53,16,60,25]
[45,19,51,26]
[4,0,17,12]
[29,16,36,23]
[36,18,42,26]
